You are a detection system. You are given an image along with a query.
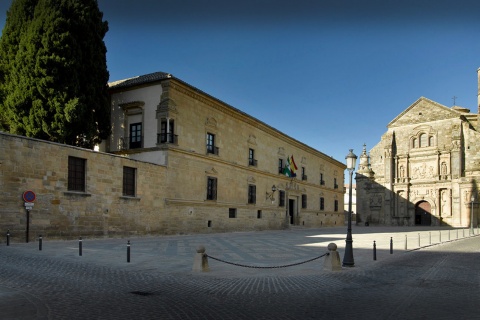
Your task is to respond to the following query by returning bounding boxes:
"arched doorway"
[415,201,432,226]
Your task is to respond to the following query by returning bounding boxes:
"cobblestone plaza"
[1,226,479,319]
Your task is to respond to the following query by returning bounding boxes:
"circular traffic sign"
[23,190,36,202]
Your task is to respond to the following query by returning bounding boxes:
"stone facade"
[356,70,480,227]
[0,72,346,241]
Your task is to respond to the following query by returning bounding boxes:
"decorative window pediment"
[205,167,218,175]
[206,117,217,129]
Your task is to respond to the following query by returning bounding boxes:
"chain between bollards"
[6,230,10,246]
[39,234,42,251]
[79,237,82,256]
[127,240,131,263]
[373,241,377,261]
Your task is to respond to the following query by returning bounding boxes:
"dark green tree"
[0,0,111,148]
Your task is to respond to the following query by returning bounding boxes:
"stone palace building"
[0,71,345,241]
[355,69,480,227]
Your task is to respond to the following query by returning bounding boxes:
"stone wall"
[0,132,168,241]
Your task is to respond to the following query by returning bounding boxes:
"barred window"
[302,194,307,209]
[68,156,86,192]
[123,166,136,197]
[207,177,217,200]
[248,184,256,204]
[279,190,285,207]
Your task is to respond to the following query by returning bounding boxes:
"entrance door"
[415,201,432,226]
[289,199,295,225]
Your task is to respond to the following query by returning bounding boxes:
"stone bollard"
[192,245,209,272]
[323,243,341,271]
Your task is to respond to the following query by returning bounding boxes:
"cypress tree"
[0,0,111,148]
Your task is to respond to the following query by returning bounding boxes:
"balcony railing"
[157,133,178,144]
[119,136,143,150]
[207,145,219,155]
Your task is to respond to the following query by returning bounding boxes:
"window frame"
[206,176,218,200]
[129,122,143,149]
[68,156,86,192]
[279,190,285,207]
[320,197,325,210]
[248,184,256,204]
[122,166,136,197]
[302,194,307,209]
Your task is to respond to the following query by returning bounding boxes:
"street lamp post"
[471,195,475,236]
[343,149,357,267]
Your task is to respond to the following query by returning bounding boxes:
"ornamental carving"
[411,163,435,179]
[369,194,382,208]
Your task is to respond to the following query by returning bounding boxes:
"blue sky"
[1,1,480,165]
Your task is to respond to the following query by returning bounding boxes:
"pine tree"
[0,0,111,148]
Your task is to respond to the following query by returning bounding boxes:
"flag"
[283,155,298,178]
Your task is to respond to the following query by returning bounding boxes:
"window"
[419,133,427,147]
[207,177,217,200]
[206,132,218,155]
[278,159,284,174]
[320,173,325,185]
[257,210,262,219]
[68,156,86,192]
[320,197,325,210]
[249,148,257,166]
[412,138,417,148]
[248,184,256,204]
[123,166,136,197]
[302,167,307,181]
[129,122,142,149]
[159,119,175,143]
[279,190,285,207]
[229,208,237,218]
[334,178,338,189]
[429,136,434,146]
[302,194,307,209]
[334,200,338,212]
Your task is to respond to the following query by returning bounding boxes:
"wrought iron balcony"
[157,133,178,144]
[119,136,143,150]
[207,145,219,155]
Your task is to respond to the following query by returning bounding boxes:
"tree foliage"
[0,0,111,148]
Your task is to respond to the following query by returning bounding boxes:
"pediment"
[388,97,463,128]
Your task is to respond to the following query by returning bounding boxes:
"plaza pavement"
[1,225,479,319]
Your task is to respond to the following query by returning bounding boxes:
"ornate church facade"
[355,69,480,227]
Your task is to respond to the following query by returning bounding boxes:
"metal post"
[39,235,42,251]
[405,234,407,250]
[342,168,355,267]
[390,237,393,254]
[26,209,30,243]
[6,230,10,246]
[373,241,377,261]
[79,237,82,256]
[127,240,131,263]
[471,198,474,235]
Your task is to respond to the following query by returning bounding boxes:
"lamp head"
[345,149,358,171]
